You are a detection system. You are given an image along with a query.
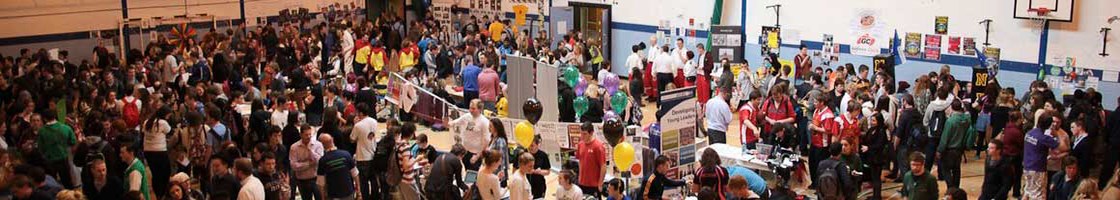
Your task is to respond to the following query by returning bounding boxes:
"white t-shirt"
[654,52,677,74]
[451,114,491,154]
[270,109,289,128]
[626,52,643,72]
[238,176,266,200]
[683,59,698,78]
[554,184,584,200]
[142,119,171,152]
[351,116,379,161]
[509,172,532,200]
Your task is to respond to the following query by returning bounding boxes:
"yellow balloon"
[514,121,535,148]
[613,142,636,171]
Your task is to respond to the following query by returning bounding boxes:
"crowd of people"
[3,2,1120,200]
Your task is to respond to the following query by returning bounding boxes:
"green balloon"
[573,96,590,117]
[563,66,581,87]
[611,91,628,114]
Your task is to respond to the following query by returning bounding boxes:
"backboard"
[1014,0,1075,22]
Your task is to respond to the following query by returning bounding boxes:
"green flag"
[707,0,723,49]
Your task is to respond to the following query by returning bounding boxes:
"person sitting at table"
[765,123,798,149]
[692,149,730,199]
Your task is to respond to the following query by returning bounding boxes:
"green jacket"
[126,158,151,200]
[36,122,76,162]
[904,172,940,200]
[938,113,974,152]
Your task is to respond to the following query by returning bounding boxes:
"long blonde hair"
[1073,179,1100,200]
[913,75,931,96]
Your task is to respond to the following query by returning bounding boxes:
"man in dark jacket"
[83,159,125,200]
[1049,157,1081,200]
[979,140,1013,200]
[1070,120,1094,177]
[892,94,920,182]
[425,144,468,200]
[818,143,857,200]
[1101,97,1120,189]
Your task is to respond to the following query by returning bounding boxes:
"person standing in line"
[1023,111,1070,200]
[83,159,125,200]
[36,111,76,189]
[704,86,732,144]
[653,44,676,94]
[627,45,645,107]
[937,100,971,189]
[477,63,501,112]
[316,134,358,200]
[576,122,607,198]
[142,106,172,197]
[979,140,1014,200]
[290,125,325,200]
[460,55,483,108]
[861,113,889,200]
[349,104,378,199]
[257,153,291,200]
[236,158,267,200]
[892,94,920,182]
[998,110,1026,198]
[522,135,551,199]
[808,94,837,188]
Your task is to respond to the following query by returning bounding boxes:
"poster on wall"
[983,47,1001,70]
[905,33,923,58]
[761,26,782,56]
[935,16,949,35]
[821,34,840,66]
[924,34,942,61]
[710,25,744,63]
[947,36,961,55]
[963,37,977,56]
[658,87,700,178]
[850,9,886,56]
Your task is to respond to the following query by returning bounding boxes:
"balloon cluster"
[562,65,630,119]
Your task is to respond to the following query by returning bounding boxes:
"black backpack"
[372,134,395,172]
[928,110,948,139]
[817,160,844,200]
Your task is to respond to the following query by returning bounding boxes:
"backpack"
[123,98,141,128]
[928,110,948,139]
[911,123,929,148]
[372,134,395,172]
[817,160,844,200]
[384,140,403,187]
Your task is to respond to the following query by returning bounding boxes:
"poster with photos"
[924,34,942,61]
[983,47,1001,71]
[821,34,840,66]
[761,26,781,56]
[963,37,977,55]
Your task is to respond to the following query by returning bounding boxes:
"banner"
[657,87,700,178]
[850,10,886,56]
[924,34,942,61]
[935,16,949,35]
[963,38,977,56]
[972,68,990,100]
[947,36,962,55]
[761,26,781,56]
[905,32,923,58]
[984,47,1001,73]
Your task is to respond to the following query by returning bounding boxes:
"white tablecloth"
[700,143,771,172]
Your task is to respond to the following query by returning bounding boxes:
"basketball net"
[1027,7,1052,34]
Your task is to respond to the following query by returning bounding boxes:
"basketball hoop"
[1029,7,1051,16]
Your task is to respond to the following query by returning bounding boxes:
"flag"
[975,45,988,67]
[891,30,906,65]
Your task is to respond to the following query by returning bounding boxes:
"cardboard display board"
[710,25,744,63]
[657,87,701,179]
[506,56,537,120]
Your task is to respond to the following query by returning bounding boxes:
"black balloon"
[603,117,624,146]
[524,98,543,124]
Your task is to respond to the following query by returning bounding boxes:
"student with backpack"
[816,142,856,200]
[121,87,144,129]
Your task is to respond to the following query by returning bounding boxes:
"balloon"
[573,96,589,117]
[603,75,620,94]
[613,142,636,171]
[563,66,581,87]
[514,121,535,148]
[610,91,628,114]
[575,78,588,96]
[603,117,624,146]
[523,98,543,124]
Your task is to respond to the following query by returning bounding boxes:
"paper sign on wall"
[947,36,961,55]
[935,16,949,35]
[761,26,781,56]
[905,33,923,58]
[963,37,977,56]
[924,34,942,61]
[513,5,528,25]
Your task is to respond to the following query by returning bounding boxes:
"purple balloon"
[604,75,620,94]
[603,110,619,122]
[575,78,588,96]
